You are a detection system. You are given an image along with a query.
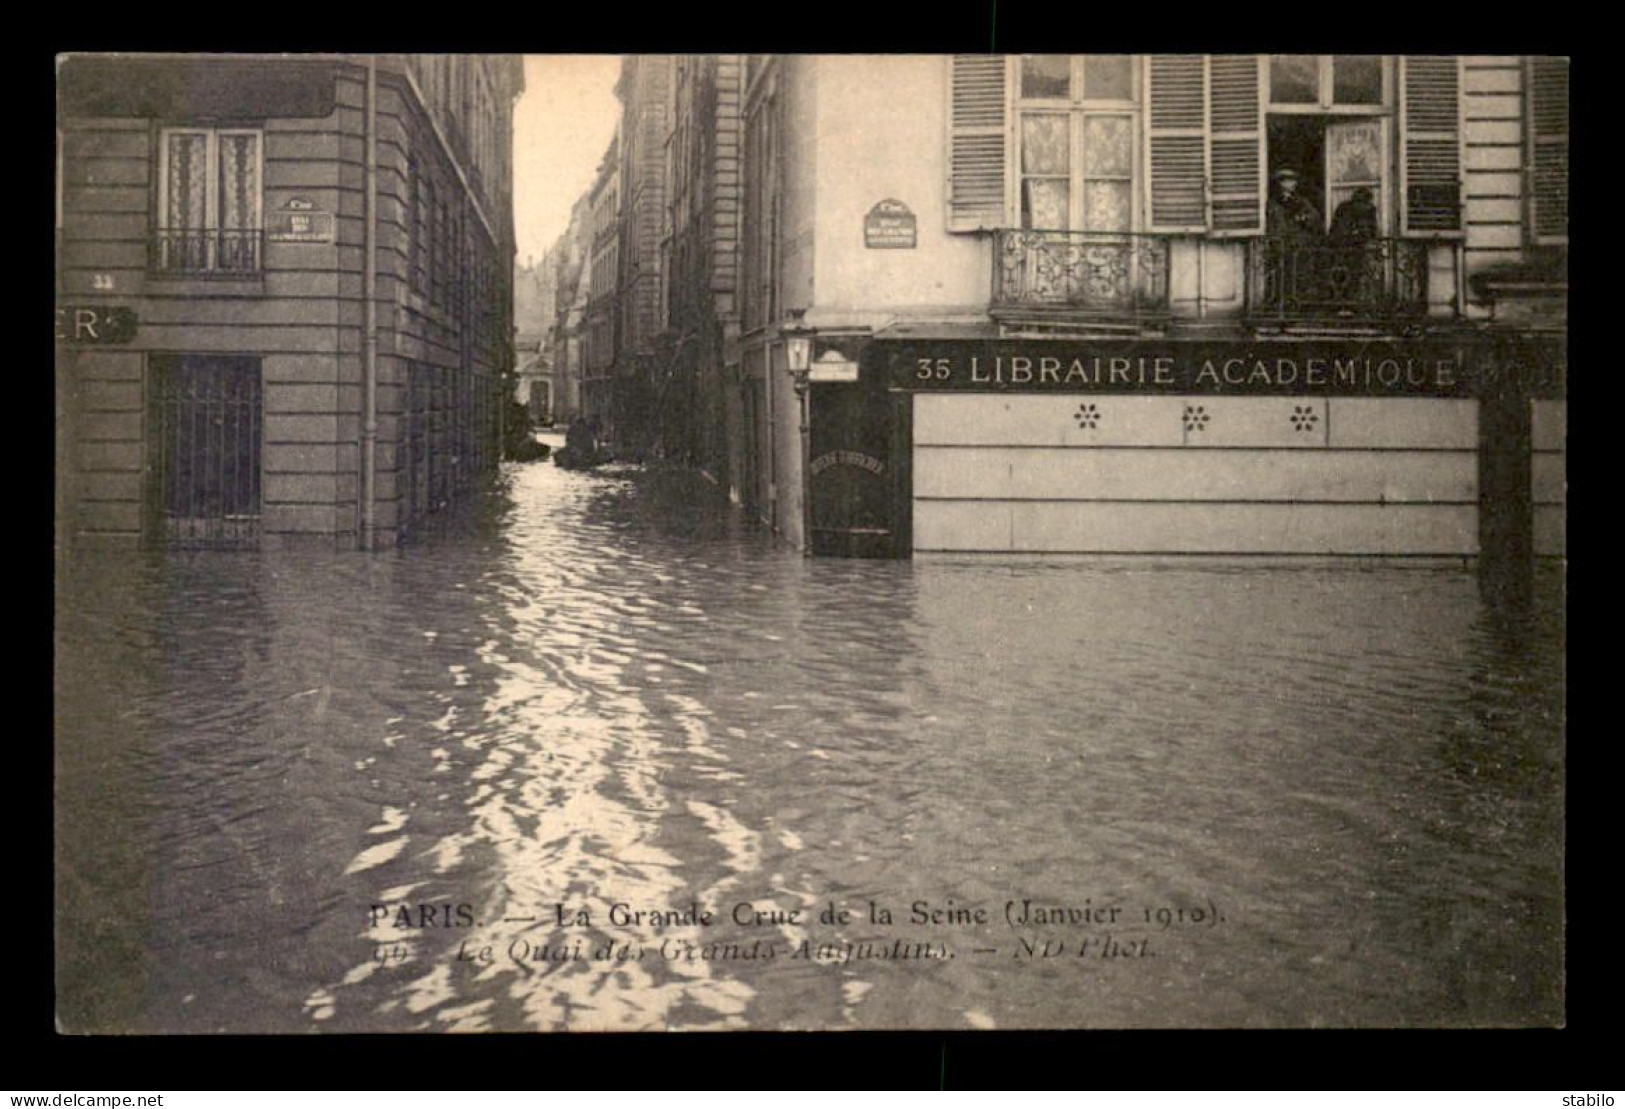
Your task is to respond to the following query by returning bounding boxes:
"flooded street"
[55,456,1564,1033]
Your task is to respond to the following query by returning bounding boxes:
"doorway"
[1267,114,1390,235]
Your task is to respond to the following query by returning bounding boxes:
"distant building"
[548,194,592,424]
[514,254,556,420]
[611,56,674,457]
[657,55,746,488]
[56,53,525,549]
[583,137,620,435]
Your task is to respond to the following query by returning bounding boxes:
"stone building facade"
[56,53,524,550]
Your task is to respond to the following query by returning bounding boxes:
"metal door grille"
[147,355,262,548]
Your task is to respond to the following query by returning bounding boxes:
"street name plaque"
[864,198,917,249]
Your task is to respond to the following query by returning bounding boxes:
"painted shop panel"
[914,394,1187,448]
[1532,454,1566,505]
[913,449,1014,499]
[916,447,1477,504]
[1006,503,1478,555]
[1533,506,1565,557]
[913,500,1013,551]
[1179,397,1329,448]
[1531,400,1567,452]
[1327,398,1478,450]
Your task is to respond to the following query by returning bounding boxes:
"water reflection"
[55,462,1563,1032]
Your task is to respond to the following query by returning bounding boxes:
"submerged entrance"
[146,354,262,549]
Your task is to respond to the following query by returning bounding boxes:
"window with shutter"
[1208,55,1264,235]
[1399,55,1462,236]
[946,55,1009,231]
[1144,55,1206,232]
[1527,56,1568,246]
[1011,56,1138,233]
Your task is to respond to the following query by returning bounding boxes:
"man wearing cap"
[1265,167,1324,310]
[1267,167,1322,244]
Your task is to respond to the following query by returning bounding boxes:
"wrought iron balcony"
[152,229,264,275]
[993,229,1172,321]
[1246,237,1434,324]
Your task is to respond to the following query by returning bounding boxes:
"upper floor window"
[155,128,263,274]
[1270,55,1385,109]
[1015,55,1138,233]
[947,55,1461,240]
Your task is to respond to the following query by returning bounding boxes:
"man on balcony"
[1327,186,1380,313]
[1265,167,1323,311]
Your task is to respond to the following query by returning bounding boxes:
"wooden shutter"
[1400,55,1463,236]
[1527,56,1568,245]
[1144,54,1206,232]
[1207,54,1263,235]
[946,55,1008,231]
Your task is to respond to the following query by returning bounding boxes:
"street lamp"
[783,312,813,396]
[781,312,814,554]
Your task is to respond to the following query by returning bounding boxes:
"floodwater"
[55,452,1564,1033]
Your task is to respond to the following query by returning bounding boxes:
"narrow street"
[55,456,1564,1032]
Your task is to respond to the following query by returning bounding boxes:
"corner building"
[56,54,523,550]
[732,55,1565,560]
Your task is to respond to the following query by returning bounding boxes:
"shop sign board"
[876,338,1566,398]
[55,305,137,344]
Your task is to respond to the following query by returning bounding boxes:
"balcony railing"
[993,229,1171,320]
[1246,237,1431,324]
[152,229,264,275]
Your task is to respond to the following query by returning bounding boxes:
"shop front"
[809,331,1565,563]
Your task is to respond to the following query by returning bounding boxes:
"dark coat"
[1267,190,1322,244]
[1329,195,1379,244]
